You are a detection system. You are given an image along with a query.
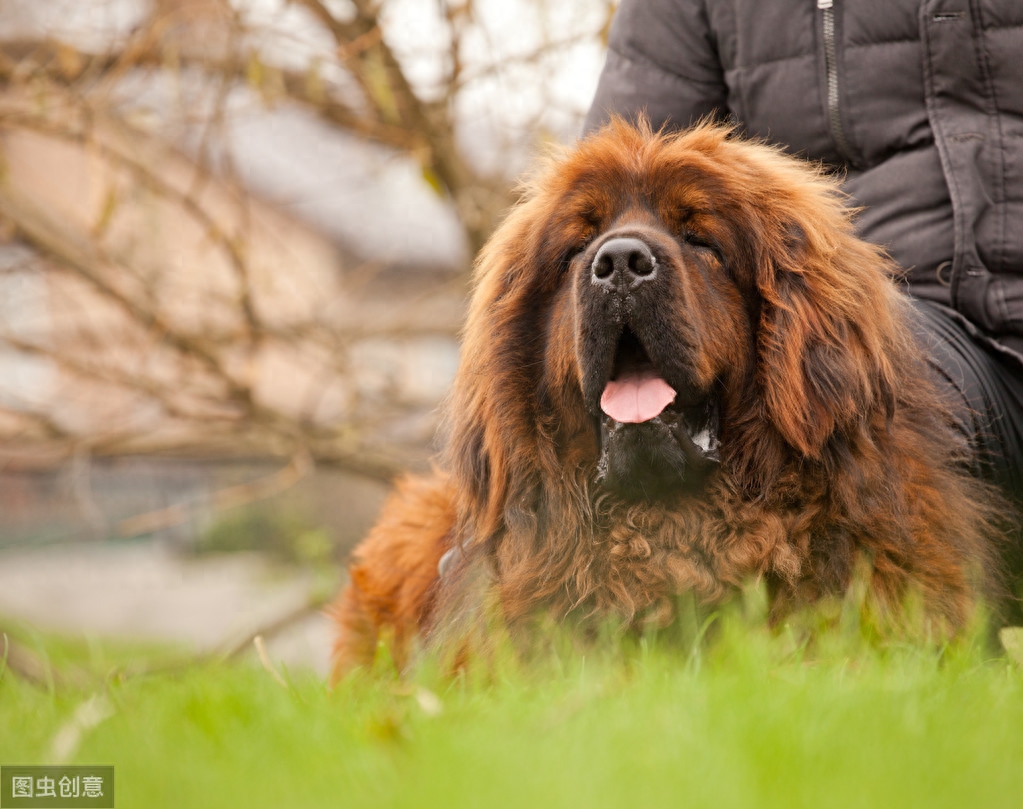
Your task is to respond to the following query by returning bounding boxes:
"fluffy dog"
[329,122,1001,680]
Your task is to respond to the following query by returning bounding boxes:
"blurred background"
[0,0,613,676]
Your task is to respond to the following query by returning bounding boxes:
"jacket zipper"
[818,0,854,162]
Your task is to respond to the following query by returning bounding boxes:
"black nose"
[591,238,657,289]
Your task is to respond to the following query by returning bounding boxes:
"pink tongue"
[600,369,677,423]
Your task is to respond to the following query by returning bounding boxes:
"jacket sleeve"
[583,0,727,136]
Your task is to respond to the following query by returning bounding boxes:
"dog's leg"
[328,473,456,684]
[328,579,380,683]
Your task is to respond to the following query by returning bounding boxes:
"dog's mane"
[437,122,1001,634]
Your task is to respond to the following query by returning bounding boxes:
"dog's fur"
[329,122,1001,681]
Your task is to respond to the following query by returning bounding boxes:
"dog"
[329,121,1001,680]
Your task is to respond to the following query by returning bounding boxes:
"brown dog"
[329,122,1001,681]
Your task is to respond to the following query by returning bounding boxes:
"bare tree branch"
[0,0,604,485]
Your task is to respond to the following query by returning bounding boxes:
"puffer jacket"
[584,0,1023,360]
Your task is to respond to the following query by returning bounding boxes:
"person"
[583,0,1023,514]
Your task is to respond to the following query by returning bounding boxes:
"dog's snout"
[592,238,657,289]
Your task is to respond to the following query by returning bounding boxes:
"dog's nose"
[591,238,657,289]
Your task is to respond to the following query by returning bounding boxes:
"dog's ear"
[754,218,901,459]
[442,200,550,543]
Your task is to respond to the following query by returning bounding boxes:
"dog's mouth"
[595,328,720,499]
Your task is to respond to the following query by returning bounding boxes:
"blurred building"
[0,0,605,549]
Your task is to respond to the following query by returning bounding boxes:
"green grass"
[3,611,1023,809]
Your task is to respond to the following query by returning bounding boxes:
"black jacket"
[584,0,1023,359]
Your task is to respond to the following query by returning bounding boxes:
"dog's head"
[447,121,906,536]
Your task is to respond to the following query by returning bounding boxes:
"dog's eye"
[571,229,597,258]
[681,231,723,261]
[565,239,592,265]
